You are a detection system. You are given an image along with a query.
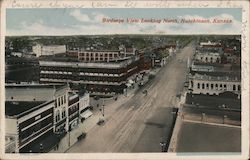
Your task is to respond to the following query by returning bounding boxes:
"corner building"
[39,56,140,94]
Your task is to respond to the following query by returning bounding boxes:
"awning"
[80,110,93,119]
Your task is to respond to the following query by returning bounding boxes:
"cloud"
[69,9,90,22]
[7,13,241,36]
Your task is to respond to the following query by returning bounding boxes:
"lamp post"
[68,126,71,147]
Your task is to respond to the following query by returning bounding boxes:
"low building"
[39,56,140,94]
[188,73,241,96]
[5,84,90,153]
[194,52,221,63]
[32,44,66,57]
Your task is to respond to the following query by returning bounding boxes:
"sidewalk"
[49,67,162,153]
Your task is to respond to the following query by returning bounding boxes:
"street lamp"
[68,126,71,147]
[159,142,167,152]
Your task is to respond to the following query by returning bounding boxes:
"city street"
[67,42,195,153]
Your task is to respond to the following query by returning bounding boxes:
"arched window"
[206,83,209,89]
[62,107,66,118]
[56,111,60,122]
[210,57,213,62]
[224,84,227,90]
[197,83,200,89]
[211,84,214,89]
[233,85,236,91]
[215,84,218,89]
[202,83,205,89]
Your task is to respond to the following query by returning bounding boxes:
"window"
[233,85,236,91]
[58,98,60,106]
[62,108,66,118]
[202,83,205,89]
[64,95,66,104]
[215,84,218,89]
[61,97,63,105]
[56,111,60,122]
[206,83,209,89]
[211,84,214,89]
[238,85,241,91]
[197,83,200,89]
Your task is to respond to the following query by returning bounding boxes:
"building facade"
[32,44,66,57]
[194,52,221,63]
[39,56,140,94]
[5,84,90,153]
[188,73,241,96]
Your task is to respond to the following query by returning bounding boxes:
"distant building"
[67,47,136,62]
[32,44,66,57]
[5,84,90,153]
[191,63,214,72]
[39,56,140,94]
[188,73,241,96]
[10,52,23,57]
[198,41,223,53]
[194,52,221,63]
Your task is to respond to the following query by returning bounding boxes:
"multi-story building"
[5,84,90,153]
[194,52,221,63]
[39,56,140,94]
[32,44,66,57]
[5,100,54,153]
[67,47,136,63]
[188,73,241,97]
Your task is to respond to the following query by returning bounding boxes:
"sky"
[6,8,242,36]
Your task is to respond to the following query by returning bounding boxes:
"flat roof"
[5,100,53,118]
[5,101,45,117]
[176,121,241,152]
[185,93,241,111]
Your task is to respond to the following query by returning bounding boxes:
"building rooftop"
[191,62,241,73]
[185,93,241,111]
[39,55,140,69]
[5,101,46,117]
[192,72,240,81]
[176,121,241,152]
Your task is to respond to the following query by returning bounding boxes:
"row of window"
[198,56,220,62]
[195,82,241,91]
[40,67,127,74]
[79,57,116,61]
[55,95,66,108]
[79,52,118,57]
[41,74,126,82]
[55,108,66,123]
[19,117,52,140]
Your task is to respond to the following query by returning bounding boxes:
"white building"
[32,44,66,57]
[189,73,241,96]
[194,52,221,63]
[5,84,90,153]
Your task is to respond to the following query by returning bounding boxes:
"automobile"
[97,119,105,125]
[89,105,94,110]
[77,132,87,141]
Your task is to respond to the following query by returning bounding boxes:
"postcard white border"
[0,0,249,160]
